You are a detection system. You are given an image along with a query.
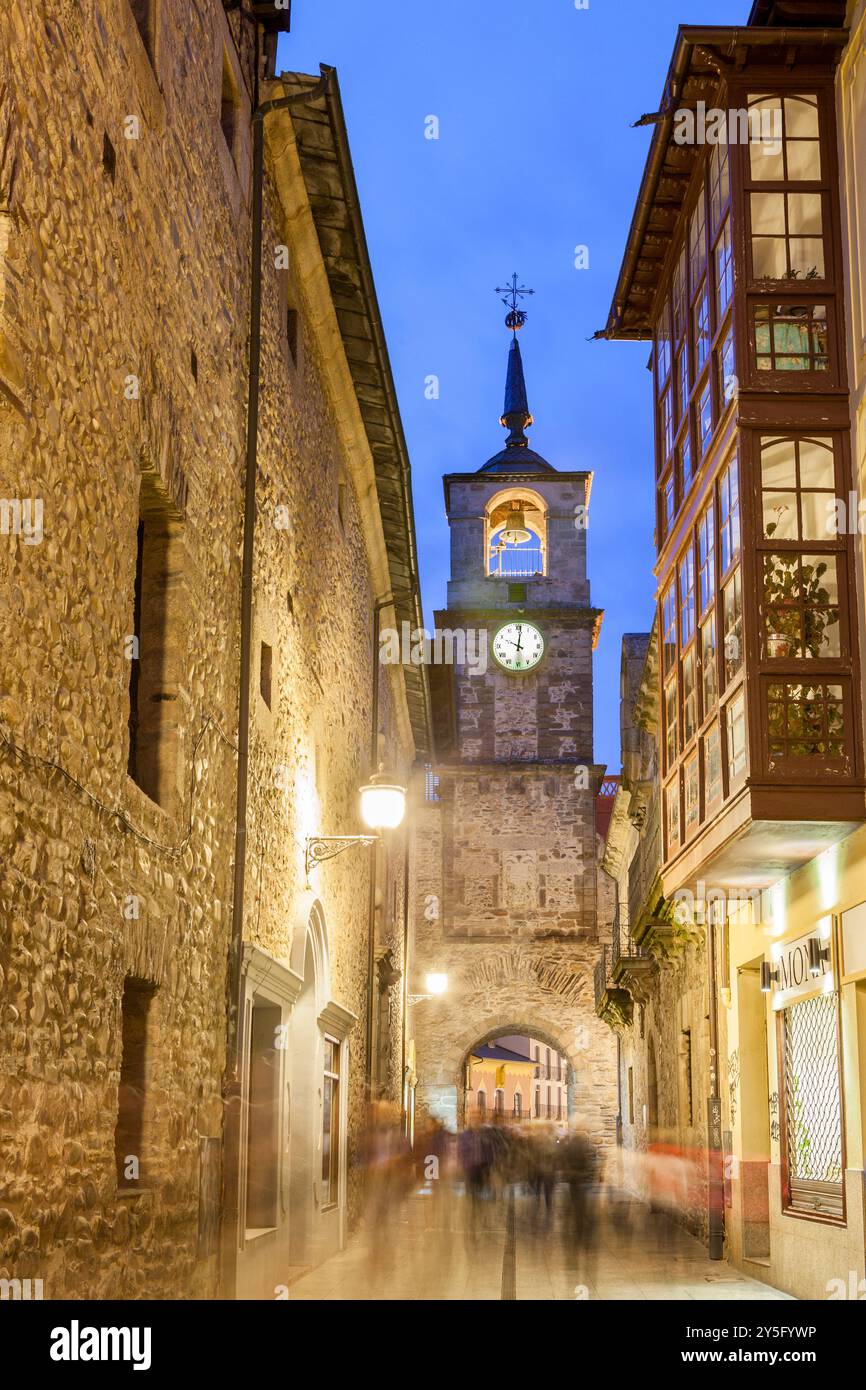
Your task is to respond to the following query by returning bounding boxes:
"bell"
[500,501,531,545]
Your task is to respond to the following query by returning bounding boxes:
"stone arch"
[449,1014,584,1128]
[289,889,330,1014]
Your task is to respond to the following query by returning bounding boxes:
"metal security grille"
[783,992,843,1218]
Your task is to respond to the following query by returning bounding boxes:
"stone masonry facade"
[0,0,418,1300]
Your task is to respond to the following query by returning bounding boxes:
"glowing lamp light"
[425,973,448,996]
[359,768,406,831]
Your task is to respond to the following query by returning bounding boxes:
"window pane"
[751,191,786,234]
[681,433,693,495]
[767,681,846,764]
[684,754,700,832]
[663,583,677,670]
[723,568,743,680]
[704,723,722,807]
[683,649,697,745]
[666,779,680,851]
[694,289,710,370]
[701,613,718,713]
[762,553,840,658]
[784,96,819,139]
[689,195,707,290]
[726,690,747,781]
[699,505,715,612]
[719,454,741,575]
[679,549,695,645]
[665,677,678,766]
[761,438,797,488]
[798,437,835,487]
[786,139,821,181]
[698,383,713,455]
[763,491,798,540]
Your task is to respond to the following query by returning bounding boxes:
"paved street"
[290,1188,791,1301]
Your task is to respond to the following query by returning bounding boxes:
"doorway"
[738,960,771,1261]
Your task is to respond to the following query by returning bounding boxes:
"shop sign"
[770,924,833,1010]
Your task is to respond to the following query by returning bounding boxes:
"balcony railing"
[611,909,650,970]
[488,545,544,578]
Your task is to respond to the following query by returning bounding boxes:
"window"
[680,1028,694,1126]
[322,1038,340,1207]
[286,307,299,366]
[694,288,710,372]
[689,193,707,292]
[677,347,689,423]
[726,690,747,782]
[656,302,671,387]
[768,682,846,765]
[664,677,678,768]
[534,1088,540,1118]
[129,0,156,66]
[666,778,681,852]
[684,754,699,834]
[715,216,733,316]
[680,432,693,498]
[722,567,743,681]
[760,436,836,542]
[672,250,688,344]
[701,613,718,714]
[627,1066,635,1125]
[781,992,842,1219]
[661,468,675,541]
[660,386,674,462]
[115,978,156,1187]
[259,641,272,708]
[748,94,821,182]
[709,141,730,232]
[245,1000,281,1230]
[698,505,715,614]
[679,548,695,646]
[718,327,736,408]
[127,480,186,809]
[220,51,240,164]
[662,582,677,672]
[719,454,741,575]
[682,649,697,746]
[697,380,713,456]
[761,552,839,659]
[477,1089,487,1116]
[513,1091,522,1118]
[754,302,829,372]
[751,191,824,281]
[508,583,526,603]
[704,722,722,808]
[102,131,116,181]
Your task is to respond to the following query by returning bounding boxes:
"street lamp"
[409,972,449,1005]
[304,766,406,880]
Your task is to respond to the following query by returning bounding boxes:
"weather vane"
[496,273,534,332]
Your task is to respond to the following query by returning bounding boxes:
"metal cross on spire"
[495,273,535,332]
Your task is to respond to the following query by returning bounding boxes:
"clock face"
[492,621,545,673]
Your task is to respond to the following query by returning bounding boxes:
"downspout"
[220,59,335,1301]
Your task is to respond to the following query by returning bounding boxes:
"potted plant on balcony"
[762,529,839,659]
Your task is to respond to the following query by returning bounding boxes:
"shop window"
[725,690,747,783]
[722,566,743,682]
[761,552,839,659]
[322,1037,341,1208]
[754,302,828,372]
[781,992,843,1219]
[760,436,836,542]
[748,94,821,182]
[767,682,846,765]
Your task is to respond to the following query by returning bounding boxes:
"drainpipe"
[707,909,725,1260]
[220,57,335,1302]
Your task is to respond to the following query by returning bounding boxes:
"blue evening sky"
[276,0,748,770]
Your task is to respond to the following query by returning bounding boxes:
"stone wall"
[0,0,414,1299]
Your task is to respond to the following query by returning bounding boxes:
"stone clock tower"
[411,293,619,1142]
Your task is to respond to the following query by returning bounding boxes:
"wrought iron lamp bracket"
[305,834,378,881]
